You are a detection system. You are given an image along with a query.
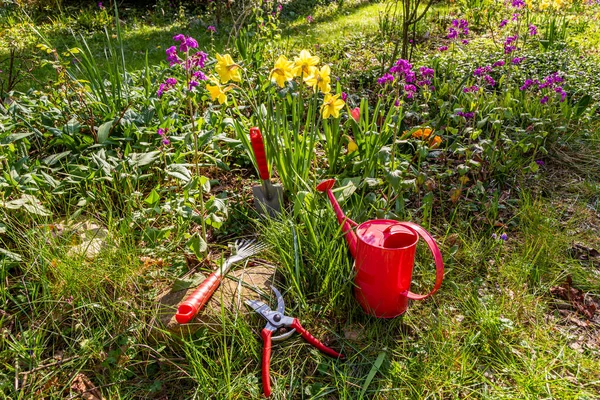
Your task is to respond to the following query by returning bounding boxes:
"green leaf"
[145,189,160,206]
[360,348,386,397]
[43,150,71,166]
[171,273,206,292]
[199,175,211,192]
[166,164,192,183]
[0,223,6,234]
[97,120,115,144]
[187,233,207,258]
[574,95,592,118]
[128,151,160,167]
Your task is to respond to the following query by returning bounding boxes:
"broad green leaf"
[166,164,192,183]
[0,223,6,234]
[187,233,207,258]
[145,189,160,206]
[0,247,22,262]
[128,151,160,167]
[43,150,71,166]
[97,120,114,144]
[171,273,206,292]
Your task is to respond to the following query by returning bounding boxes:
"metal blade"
[244,299,271,316]
[252,183,283,216]
[270,286,285,314]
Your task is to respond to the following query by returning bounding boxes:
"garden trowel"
[250,127,283,216]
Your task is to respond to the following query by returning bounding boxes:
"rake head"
[223,239,268,269]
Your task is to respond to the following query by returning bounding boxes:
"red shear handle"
[399,222,444,301]
[249,127,270,181]
[261,328,273,397]
[290,319,344,359]
[175,272,223,324]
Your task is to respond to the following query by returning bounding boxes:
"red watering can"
[316,179,444,318]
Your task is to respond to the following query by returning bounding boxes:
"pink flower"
[438,46,448,52]
[307,15,314,23]
[207,26,217,33]
[351,107,360,123]
[341,92,347,101]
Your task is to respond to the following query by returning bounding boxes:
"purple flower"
[492,233,498,239]
[462,39,469,45]
[377,73,395,85]
[207,25,217,33]
[473,66,491,77]
[499,19,508,28]
[307,15,314,23]
[166,46,180,66]
[341,92,348,101]
[540,95,549,104]
[520,78,538,91]
[493,60,505,68]
[512,13,519,21]
[157,78,177,97]
[511,0,525,8]
[457,111,475,119]
[188,80,200,90]
[529,24,538,36]
[555,86,567,102]
[394,99,401,107]
[98,1,104,9]
[390,59,412,75]
[500,233,508,241]
[504,45,517,54]
[186,36,199,49]
[158,128,167,136]
[419,66,435,77]
[512,57,524,65]
[447,27,458,40]
[404,84,417,99]
[165,78,177,86]
[438,45,448,52]
[157,83,166,97]
[484,75,496,86]
[535,160,545,166]
[193,70,207,80]
[277,3,283,12]
[463,85,479,93]
[162,138,170,145]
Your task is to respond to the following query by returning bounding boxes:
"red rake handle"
[250,127,270,181]
[175,272,223,324]
[261,328,273,397]
[290,319,344,359]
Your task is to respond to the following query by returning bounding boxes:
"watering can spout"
[316,179,358,258]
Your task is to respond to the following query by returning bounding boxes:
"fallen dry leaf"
[71,373,102,400]
[550,275,598,320]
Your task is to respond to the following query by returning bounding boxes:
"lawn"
[1,0,600,398]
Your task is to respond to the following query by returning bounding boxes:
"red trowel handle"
[249,127,270,180]
[175,272,223,324]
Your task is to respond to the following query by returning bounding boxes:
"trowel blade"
[252,183,283,217]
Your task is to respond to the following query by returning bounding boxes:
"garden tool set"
[249,127,283,216]
[174,132,445,397]
[245,286,344,397]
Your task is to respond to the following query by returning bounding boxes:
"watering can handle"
[399,222,444,301]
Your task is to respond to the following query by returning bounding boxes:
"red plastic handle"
[175,272,223,324]
[398,222,444,301]
[290,319,344,359]
[261,328,273,397]
[250,127,270,180]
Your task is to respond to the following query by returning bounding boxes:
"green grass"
[2,1,600,398]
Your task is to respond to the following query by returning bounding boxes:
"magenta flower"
[484,75,496,86]
[341,92,348,101]
[499,19,508,28]
[463,85,479,93]
[492,60,505,68]
[473,65,492,77]
[377,73,395,85]
[511,0,525,8]
[447,27,458,40]
[307,15,314,23]
[277,3,283,12]
[162,138,170,145]
[512,13,519,21]
[419,66,434,77]
[438,45,448,52]
[540,95,549,104]
[535,160,545,166]
[158,128,167,136]
[98,2,104,9]
[207,26,217,33]
[457,111,475,119]
[512,57,524,65]
[529,24,538,36]
[157,78,177,97]
[462,39,469,45]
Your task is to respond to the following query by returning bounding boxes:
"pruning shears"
[245,286,344,397]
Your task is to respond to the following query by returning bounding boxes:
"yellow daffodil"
[270,55,294,88]
[292,49,319,78]
[215,53,241,83]
[320,93,345,119]
[304,65,331,93]
[206,82,228,104]
[348,140,358,154]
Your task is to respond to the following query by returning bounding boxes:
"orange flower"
[412,127,433,139]
[429,135,442,148]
